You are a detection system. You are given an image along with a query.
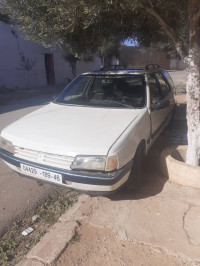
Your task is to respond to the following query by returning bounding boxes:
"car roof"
[82,64,164,76]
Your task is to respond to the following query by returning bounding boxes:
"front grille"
[14,146,74,170]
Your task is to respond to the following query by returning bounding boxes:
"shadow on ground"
[108,143,169,201]
[108,102,187,201]
[0,86,62,114]
[0,95,52,114]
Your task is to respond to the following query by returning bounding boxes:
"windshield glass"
[55,75,146,108]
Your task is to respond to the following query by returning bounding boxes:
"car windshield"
[55,75,146,108]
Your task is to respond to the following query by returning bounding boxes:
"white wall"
[170,59,185,70]
[0,21,101,89]
[53,51,73,83]
[0,21,47,89]
[76,57,101,75]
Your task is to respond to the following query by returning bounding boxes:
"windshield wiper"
[106,100,133,109]
[54,102,86,107]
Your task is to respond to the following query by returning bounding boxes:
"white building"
[0,21,101,90]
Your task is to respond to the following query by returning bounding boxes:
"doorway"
[45,54,55,85]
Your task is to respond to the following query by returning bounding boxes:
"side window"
[155,72,171,97]
[161,70,175,89]
[148,74,162,104]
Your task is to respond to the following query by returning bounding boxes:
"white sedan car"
[0,65,175,193]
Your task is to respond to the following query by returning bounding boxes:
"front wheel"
[124,146,143,192]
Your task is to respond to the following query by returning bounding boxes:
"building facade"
[0,21,101,90]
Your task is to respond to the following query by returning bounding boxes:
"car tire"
[124,144,144,192]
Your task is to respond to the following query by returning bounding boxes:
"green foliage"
[97,37,121,59]
[0,0,131,56]
[81,0,189,55]
[0,0,193,59]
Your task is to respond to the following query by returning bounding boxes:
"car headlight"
[0,136,15,154]
[71,155,118,171]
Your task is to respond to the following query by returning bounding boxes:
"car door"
[148,73,170,141]
[154,71,175,118]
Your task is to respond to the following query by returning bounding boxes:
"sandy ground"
[58,224,189,266]
[57,169,200,266]
[169,70,187,86]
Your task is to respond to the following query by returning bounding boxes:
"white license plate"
[20,163,62,184]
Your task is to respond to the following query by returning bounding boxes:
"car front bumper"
[0,149,132,193]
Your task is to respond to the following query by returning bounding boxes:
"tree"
[1,0,200,166]
[63,52,79,79]
[96,36,122,68]
[135,0,200,166]
[60,43,94,78]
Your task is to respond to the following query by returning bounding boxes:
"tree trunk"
[99,54,104,68]
[185,0,200,166]
[186,58,200,166]
[144,0,200,165]
[71,61,77,79]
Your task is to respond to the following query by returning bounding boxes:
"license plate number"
[20,164,62,184]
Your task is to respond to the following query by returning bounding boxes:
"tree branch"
[188,0,200,51]
[146,7,187,59]
[193,9,200,22]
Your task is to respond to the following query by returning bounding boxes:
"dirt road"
[0,92,56,235]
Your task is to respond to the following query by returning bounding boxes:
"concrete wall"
[76,58,100,75]
[120,46,184,70]
[170,59,185,70]
[0,22,101,89]
[120,46,170,69]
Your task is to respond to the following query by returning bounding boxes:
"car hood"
[2,103,142,156]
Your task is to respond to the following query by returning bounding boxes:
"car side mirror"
[151,99,169,111]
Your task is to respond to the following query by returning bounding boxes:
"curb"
[160,145,200,189]
[16,194,92,266]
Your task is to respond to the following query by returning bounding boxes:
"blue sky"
[123,38,138,46]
